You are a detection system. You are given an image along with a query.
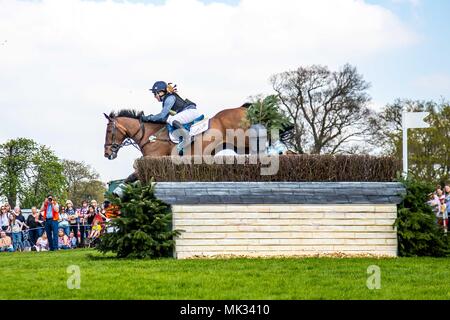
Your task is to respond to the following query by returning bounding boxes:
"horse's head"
[103,113,129,160]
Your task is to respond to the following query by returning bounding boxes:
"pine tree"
[96,181,180,259]
[395,178,449,257]
[246,95,291,132]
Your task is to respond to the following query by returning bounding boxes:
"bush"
[136,155,400,183]
[96,181,180,259]
[395,178,449,257]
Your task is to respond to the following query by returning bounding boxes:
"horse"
[103,105,252,181]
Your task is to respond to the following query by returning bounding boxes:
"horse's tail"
[241,102,252,109]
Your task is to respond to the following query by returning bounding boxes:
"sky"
[0,0,449,183]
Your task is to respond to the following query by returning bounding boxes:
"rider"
[141,81,201,147]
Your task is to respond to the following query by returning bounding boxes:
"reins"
[104,118,171,154]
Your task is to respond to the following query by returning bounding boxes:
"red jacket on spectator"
[41,202,59,221]
[92,213,104,225]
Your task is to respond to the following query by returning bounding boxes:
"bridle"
[104,117,171,157]
[104,118,146,154]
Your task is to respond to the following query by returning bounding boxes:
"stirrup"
[176,143,184,155]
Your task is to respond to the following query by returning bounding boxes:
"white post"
[402,109,408,178]
[401,110,429,178]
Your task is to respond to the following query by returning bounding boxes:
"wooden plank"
[175,238,397,246]
[176,232,397,240]
[174,218,395,226]
[174,225,396,232]
[173,212,397,219]
[173,204,397,213]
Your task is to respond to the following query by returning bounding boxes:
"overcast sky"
[1,0,449,183]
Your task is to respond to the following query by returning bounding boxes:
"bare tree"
[270,64,372,154]
[368,99,429,154]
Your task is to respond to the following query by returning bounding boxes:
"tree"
[20,145,66,208]
[97,181,179,259]
[369,99,450,183]
[0,138,66,208]
[62,160,105,206]
[246,95,292,132]
[395,178,449,257]
[244,95,294,147]
[270,64,372,154]
[70,180,106,207]
[0,138,37,207]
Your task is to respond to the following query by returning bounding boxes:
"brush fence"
[154,182,405,259]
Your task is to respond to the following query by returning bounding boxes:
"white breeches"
[167,109,201,126]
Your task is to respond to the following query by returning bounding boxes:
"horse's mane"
[109,109,144,119]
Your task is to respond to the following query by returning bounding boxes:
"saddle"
[167,115,210,144]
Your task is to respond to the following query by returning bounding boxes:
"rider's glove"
[140,114,153,122]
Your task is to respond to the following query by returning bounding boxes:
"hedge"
[135,155,400,183]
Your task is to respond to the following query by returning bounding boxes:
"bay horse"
[103,105,252,180]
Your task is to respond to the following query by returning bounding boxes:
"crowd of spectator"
[0,194,116,252]
[427,183,450,233]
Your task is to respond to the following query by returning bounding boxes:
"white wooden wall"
[172,204,398,258]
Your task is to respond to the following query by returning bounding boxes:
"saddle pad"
[167,116,210,144]
[189,118,210,137]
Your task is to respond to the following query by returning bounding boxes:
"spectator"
[444,184,450,222]
[0,205,10,233]
[11,207,28,252]
[4,203,14,217]
[22,230,33,252]
[57,228,70,250]
[86,204,95,225]
[87,219,102,247]
[58,206,70,236]
[0,231,14,252]
[37,211,45,237]
[83,205,97,245]
[427,192,440,216]
[79,200,89,246]
[5,203,14,235]
[35,232,49,252]
[68,231,77,249]
[35,209,45,237]
[40,194,60,251]
[438,195,448,233]
[66,200,79,237]
[93,207,106,225]
[26,207,42,245]
[89,219,102,239]
[103,200,120,220]
[13,206,26,224]
[90,199,100,214]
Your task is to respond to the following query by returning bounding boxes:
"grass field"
[1,249,449,300]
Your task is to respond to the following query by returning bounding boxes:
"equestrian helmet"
[151,81,168,94]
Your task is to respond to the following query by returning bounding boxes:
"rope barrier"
[5,223,107,232]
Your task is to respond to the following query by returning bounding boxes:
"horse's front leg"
[111,171,139,198]
[124,171,139,184]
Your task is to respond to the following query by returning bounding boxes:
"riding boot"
[172,120,191,147]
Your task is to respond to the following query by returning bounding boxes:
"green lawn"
[1,249,449,300]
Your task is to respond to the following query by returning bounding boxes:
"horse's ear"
[103,113,111,121]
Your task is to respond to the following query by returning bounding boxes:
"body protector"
[163,93,196,114]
